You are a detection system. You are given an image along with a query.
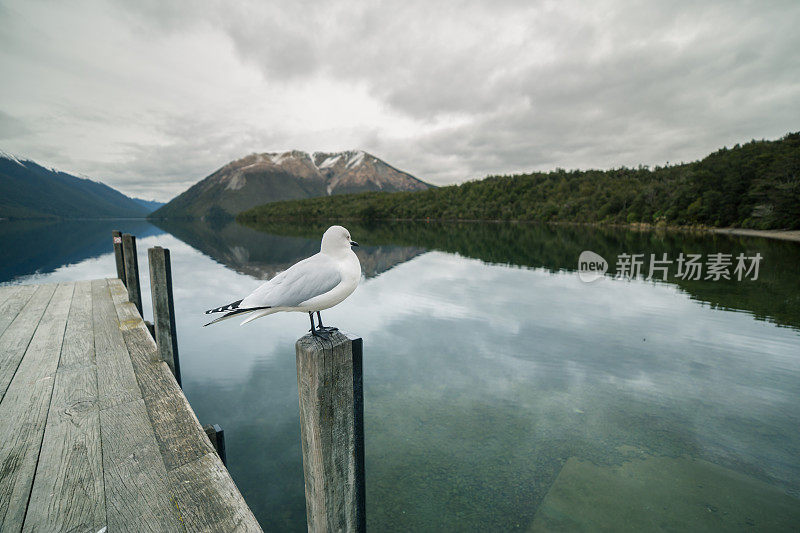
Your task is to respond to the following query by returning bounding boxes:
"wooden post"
[122,234,142,317]
[112,230,126,286]
[148,246,181,387]
[296,331,365,533]
[203,424,227,466]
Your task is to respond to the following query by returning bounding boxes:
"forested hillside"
[239,133,800,230]
[0,153,149,219]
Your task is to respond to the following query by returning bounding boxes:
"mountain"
[238,133,800,230]
[132,197,165,213]
[0,151,150,219]
[150,150,430,219]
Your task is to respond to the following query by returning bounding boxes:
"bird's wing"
[240,253,342,308]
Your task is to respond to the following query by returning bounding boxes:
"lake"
[2,219,799,531]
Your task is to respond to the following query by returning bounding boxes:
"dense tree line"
[239,133,800,230]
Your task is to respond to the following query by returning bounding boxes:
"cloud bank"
[1,0,798,200]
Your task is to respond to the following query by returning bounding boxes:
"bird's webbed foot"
[311,328,332,339]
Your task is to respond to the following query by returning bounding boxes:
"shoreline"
[239,216,800,244]
[551,221,800,243]
[708,227,800,243]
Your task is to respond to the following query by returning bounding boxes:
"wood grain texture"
[113,279,225,465]
[99,398,183,532]
[148,247,181,384]
[1,279,262,532]
[23,367,104,533]
[92,279,141,410]
[122,234,142,316]
[166,453,262,532]
[0,282,73,532]
[23,280,103,533]
[295,331,366,533]
[58,280,94,370]
[0,285,36,337]
[0,283,57,401]
[109,279,214,469]
[108,277,261,529]
[113,230,127,285]
[0,284,19,301]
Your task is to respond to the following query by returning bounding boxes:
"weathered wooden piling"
[204,424,227,466]
[121,233,142,316]
[112,230,126,285]
[148,246,181,386]
[296,331,365,533]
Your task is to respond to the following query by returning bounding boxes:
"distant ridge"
[132,197,165,213]
[238,133,800,231]
[150,150,430,219]
[0,151,150,219]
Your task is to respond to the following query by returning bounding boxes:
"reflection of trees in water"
[243,220,800,331]
[151,219,425,281]
[0,219,163,283]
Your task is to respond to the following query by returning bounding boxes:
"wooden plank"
[23,280,104,532]
[109,278,214,469]
[167,453,262,532]
[0,284,57,402]
[109,278,261,531]
[0,285,22,306]
[58,280,94,369]
[23,368,104,533]
[0,285,21,311]
[0,285,37,338]
[0,284,18,298]
[92,279,141,410]
[0,282,74,532]
[99,399,183,532]
[295,331,366,533]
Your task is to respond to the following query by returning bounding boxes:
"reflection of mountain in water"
[151,219,425,280]
[0,219,163,283]
[242,220,800,332]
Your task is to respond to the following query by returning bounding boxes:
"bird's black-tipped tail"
[205,299,243,315]
[203,304,272,327]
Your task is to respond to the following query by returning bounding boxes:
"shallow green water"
[2,219,799,531]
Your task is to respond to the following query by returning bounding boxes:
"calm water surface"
[2,219,799,531]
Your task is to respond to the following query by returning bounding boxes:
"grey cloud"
[4,0,800,196]
[0,110,30,139]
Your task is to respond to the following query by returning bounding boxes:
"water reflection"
[152,219,425,280]
[0,219,163,283]
[243,220,800,332]
[1,219,799,530]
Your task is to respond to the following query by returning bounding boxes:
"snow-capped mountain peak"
[153,149,430,218]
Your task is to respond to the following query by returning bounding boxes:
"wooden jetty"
[0,278,262,532]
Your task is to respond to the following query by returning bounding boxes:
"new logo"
[578,250,608,282]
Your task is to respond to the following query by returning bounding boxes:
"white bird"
[203,225,361,336]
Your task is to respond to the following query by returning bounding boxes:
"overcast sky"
[1,0,798,201]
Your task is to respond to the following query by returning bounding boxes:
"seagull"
[203,225,361,337]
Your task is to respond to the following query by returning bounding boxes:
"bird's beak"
[350,241,359,247]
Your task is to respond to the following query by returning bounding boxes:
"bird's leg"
[309,311,330,339]
[316,311,338,333]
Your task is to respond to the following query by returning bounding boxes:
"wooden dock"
[0,279,262,532]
